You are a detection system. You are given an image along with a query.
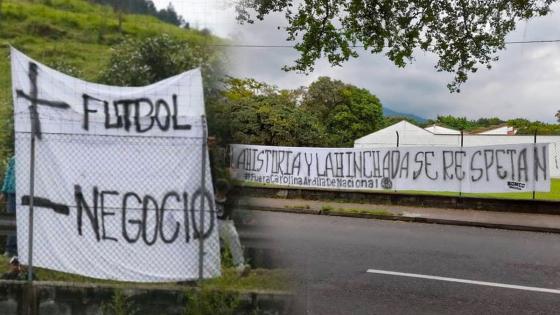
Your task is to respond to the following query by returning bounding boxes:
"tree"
[215,78,325,146]
[301,77,348,122]
[89,0,186,27]
[475,117,505,127]
[327,86,383,147]
[157,2,185,27]
[421,115,560,135]
[98,34,220,90]
[556,110,560,122]
[235,0,554,92]
[302,77,383,147]
[426,115,475,130]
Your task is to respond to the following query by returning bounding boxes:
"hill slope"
[0,0,222,170]
[383,106,427,123]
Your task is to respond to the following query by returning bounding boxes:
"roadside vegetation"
[321,205,395,217]
[0,0,223,175]
[0,254,291,292]
[0,0,291,295]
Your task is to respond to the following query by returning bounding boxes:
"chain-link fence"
[350,130,560,199]
[10,118,221,282]
[4,41,229,283]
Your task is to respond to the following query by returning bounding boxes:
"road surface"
[238,210,560,314]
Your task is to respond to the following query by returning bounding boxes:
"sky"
[153,1,560,122]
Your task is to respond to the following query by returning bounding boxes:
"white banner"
[11,48,220,282]
[230,144,550,193]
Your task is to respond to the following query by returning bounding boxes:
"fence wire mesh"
[370,132,560,179]
[12,125,220,282]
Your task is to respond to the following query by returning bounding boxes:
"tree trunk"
[111,2,123,34]
[118,10,122,33]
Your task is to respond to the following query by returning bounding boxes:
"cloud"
[166,1,560,122]
[152,0,234,37]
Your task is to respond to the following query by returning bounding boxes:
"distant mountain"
[383,107,428,123]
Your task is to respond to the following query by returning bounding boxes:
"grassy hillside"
[0,0,223,171]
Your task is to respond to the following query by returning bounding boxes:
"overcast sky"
[153,1,560,122]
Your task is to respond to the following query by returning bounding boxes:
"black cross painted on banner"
[21,195,70,216]
[15,62,70,139]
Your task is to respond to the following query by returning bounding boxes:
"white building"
[475,125,517,135]
[355,120,560,177]
[424,124,461,135]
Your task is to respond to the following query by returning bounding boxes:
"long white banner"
[11,48,220,282]
[230,144,550,193]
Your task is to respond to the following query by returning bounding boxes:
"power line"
[210,39,560,48]
[211,44,295,48]
[505,39,560,44]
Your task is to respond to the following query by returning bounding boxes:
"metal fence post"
[198,115,208,282]
[533,129,537,200]
[27,133,36,283]
[27,63,39,283]
[395,131,399,192]
[459,130,464,197]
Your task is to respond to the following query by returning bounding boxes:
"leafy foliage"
[236,0,555,92]
[507,118,560,135]
[214,78,326,146]
[185,288,241,315]
[302,77,383,147]
[102,289,138,315]
[211,77,383,147]
[98,34,223,94]
[0,0,222,170]
[426,115,560,135]
[426,115,480,130]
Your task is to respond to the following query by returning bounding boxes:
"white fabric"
[355,121,560,177]
[218,219,245,267]
[11,48,220,282]
[229,143,550,193]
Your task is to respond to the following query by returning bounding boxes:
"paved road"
[238,210,560,314]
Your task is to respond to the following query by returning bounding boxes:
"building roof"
[355,120,431,144]
[472,124,517,135]
[424,124,461,135]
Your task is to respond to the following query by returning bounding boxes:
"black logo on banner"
[507,181,526,190]
[381,177,393,190]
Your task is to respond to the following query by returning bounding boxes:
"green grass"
[399,178,560,200]
[283,204,310,210]
[321,205,394,216]
[0,255,291,292]
[203,268,291,292]
[0,0,224,174]
[342,208,394,216]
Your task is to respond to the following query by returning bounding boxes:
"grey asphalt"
[238,210,560,314]
[238,196,560,231]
